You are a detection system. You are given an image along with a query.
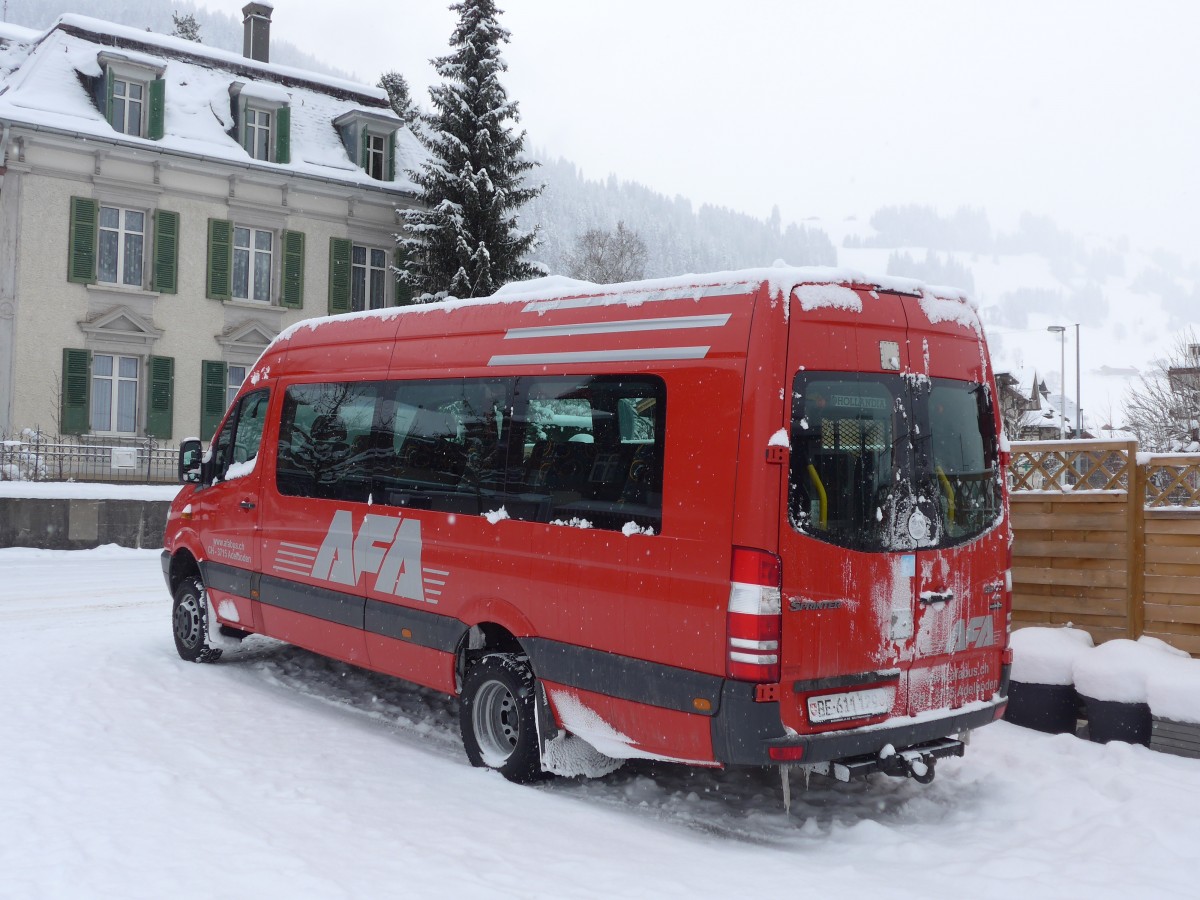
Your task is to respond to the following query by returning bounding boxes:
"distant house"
[1166,343,1200,445]
[996,367,1090,441]
[0,5,423,443]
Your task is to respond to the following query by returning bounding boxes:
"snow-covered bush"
[0,434,48,481]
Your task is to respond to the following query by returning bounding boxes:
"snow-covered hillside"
[821,213,1198,433]
[2,546,1197,898]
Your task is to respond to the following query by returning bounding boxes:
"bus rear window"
[790,372,1001,552]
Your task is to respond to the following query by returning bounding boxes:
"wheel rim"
[472,678,520,766]
[174,593,202,650]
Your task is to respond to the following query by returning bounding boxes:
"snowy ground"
[2,547,1197,899]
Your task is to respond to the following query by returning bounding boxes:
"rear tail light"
[769,745,805,761]
[727,547,782,682]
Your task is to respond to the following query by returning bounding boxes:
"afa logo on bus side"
[310,510,434,603]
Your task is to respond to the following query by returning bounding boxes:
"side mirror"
[179,438,204,484]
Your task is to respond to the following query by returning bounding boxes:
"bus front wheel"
[172,576,223,664]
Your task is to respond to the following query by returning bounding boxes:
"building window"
[227,365,247,408]
[233,227,273,302]
[244,107,272,161]
[97,206,145,287]
[91,353,139,434]
[351,245,388,311]
[365,133,387,180]
[110,77,145,136]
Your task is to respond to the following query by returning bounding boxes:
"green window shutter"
[328,237,351,314]
[359,126,369,171]
[104,68,115,128]
[61,348,91,435]
[386,131,396,182]
[153,209,179,294]
[67,197,98,284]
[281,230,305,309]
[201,360,228,440]
[206,218,232,300]
[394,246,413,306]
[146,355,174,439]
[275,106,291,164]
[148,78,165,140]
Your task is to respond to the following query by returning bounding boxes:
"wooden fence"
[1009,439,1200,655]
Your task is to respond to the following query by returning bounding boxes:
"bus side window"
[232,390,269,464]
[211,388,269,482]
[275,383,382,501]
[510,376,665,532]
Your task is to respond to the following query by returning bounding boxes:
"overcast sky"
[201,0,1200,263]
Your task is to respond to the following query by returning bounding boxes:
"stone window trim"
[76,307,163,439]
[84,283,162,308]
[79,305,164,353]
[215,319,278,368]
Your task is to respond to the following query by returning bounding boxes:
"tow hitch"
[876,745,940,783]
[842,737,964,783]
[778,736,967,810]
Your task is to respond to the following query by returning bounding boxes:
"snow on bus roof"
[267,265,980,356]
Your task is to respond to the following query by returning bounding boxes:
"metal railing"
[0,429,179,484]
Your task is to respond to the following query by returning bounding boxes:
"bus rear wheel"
[172,576,223,664]
[460,653,546,783]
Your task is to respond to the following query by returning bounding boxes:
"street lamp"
[1046,324,1082,439]
[1047,325,1066,439]
[1074,323,1081,437]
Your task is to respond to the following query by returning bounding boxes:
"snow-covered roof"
[0,14,425,193]
[0,21,40,44]
[269,264,982,353]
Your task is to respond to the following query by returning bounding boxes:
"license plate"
[807,687,894,724]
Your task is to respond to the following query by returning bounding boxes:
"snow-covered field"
[2,546,1197,899]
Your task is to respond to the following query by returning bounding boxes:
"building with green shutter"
[0,6,423,447]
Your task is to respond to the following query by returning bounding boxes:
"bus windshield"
[789,372,1001,552]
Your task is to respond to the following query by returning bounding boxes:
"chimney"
[242,2,273,63]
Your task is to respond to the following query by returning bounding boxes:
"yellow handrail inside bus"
[936,465,956,524]
[807,464,828,529]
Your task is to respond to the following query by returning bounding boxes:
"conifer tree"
[399,0,543,301]
[171,12,202,43]
[378,71,416,126]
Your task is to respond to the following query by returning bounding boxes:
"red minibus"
[163,268,1011,786]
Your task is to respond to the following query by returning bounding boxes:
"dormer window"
[111,78,144,135]
[364,132,388,180]
[230,82,291,164]
[98,54,165,140]
[334,110,399,182]
[244,107,273,161]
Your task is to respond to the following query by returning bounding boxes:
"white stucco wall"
[3,131,415,442]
